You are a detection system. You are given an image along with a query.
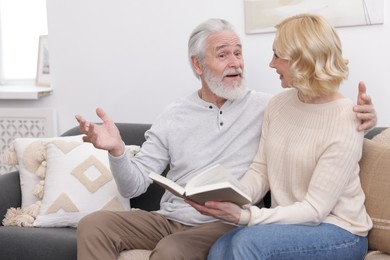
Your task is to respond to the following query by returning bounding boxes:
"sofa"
[0,123,389,260]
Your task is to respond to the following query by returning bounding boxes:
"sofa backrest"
[62,125,387,212]
[62,123,152,147]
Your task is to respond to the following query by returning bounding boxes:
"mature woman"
[188,14,373,259]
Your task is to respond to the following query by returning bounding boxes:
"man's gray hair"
[188,18,237,79]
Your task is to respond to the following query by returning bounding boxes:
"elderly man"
[75,18,376,260]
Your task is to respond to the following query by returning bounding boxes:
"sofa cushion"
[0,226,76,260]
[359,138,390,254]
[33,140,135,227]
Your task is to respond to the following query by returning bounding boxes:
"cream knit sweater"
[239,88,373,236]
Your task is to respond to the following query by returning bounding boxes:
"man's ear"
[191,56,203,76]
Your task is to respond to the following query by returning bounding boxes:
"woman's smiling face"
[269,44,291,89]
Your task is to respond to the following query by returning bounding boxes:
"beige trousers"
[77,209,236,260]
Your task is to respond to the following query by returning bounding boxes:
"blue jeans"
[208,223,368,260]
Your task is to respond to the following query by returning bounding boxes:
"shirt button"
[209,106,213,109]
[220,122,224,126]
[220,111,223,115]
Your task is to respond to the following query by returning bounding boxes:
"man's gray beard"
[204,68,246,101]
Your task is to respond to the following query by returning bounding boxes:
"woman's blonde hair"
[274,13,349,97]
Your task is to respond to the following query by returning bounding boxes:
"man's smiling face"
[201,30,246,100]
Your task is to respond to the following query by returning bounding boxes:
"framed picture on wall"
[36,35,50,86]
[244,0,384,34]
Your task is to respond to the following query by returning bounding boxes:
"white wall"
[1,0,389,134]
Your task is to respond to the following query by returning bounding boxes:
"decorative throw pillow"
[3,135,84,209]
[33,141,134,227]
[2,135,84,227]
[359,138,390,254]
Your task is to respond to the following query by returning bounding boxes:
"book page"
[184,164,252,205]
[149,166,252,206]
[148,172,186,198]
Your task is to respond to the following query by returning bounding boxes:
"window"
[0,0,48,84]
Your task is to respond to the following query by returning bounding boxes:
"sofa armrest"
[0,171,22,225]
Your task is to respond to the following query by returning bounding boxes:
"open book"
[148,164,252,206]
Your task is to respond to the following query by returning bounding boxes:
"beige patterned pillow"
[33,141,137,227]
[4,136,84,208]
[2,136,84,227]
[360,132,390,254]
